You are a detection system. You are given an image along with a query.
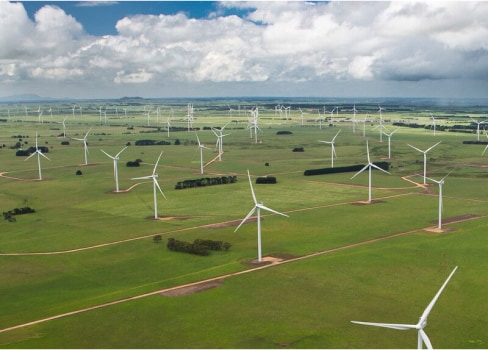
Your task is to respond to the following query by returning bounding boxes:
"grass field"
[0,99,487,348]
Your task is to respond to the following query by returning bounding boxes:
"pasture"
[0,99,487,348]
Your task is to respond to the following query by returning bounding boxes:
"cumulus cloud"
[1,1,488,98]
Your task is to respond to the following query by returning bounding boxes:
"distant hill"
[0,94,55,103]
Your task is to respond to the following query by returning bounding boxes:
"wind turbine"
[481,128,488,155]
[72,128,92,165]
[351,266,458,350]
[351,140,391,203]
[212,123,230,161]
[234,170,288,262]
[470,117,486,141]
[319,129,341,168]
[25,132,50,180]
[430,114,438,136]
[131,151,166,220]
[195,133,210,174]
[101,146,128,192]
[422,170,453,230]
[299,108,308,126]
[382,128,399,159]
[351,104,358,133]
[407,141,441,185]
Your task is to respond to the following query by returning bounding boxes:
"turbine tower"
[234,170,288,262]
[195,133,210,174]
[101,146,128,192]
[407,141,441,185]
[423,170,453,230]
[131,151,166,220]
[351,266,458,350]
[351,140,391,203]
[382,128,399,159]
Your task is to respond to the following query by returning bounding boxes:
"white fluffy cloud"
[1,1,488,98]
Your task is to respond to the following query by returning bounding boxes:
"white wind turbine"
[470,117,486,141]
[72,104,77,118]
[166,115,172,138]
[407,141,441,185]
[351,266,458,350]
[195,133,210,174]
[351,104,358,133]
[61,116,67,138]
[131,151,166,220]
[25,132,50,180]
[382,128,399,159]
[234,170,289,262]
[430,114,439,136]
[319,129,341,168]
[422,170,453,230]
[316,110,325,129]
[212,123,230,161]
[101,146,128,192]
[299,108,308,126]
[351,140,391,203]
[72,128,92,165]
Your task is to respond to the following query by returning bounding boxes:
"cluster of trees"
[175,175,237,190]
[462,140,488,145]
[135,139,171,146]
[256,176,277,184]
[393,121,484,134]
[126,159,142,167]
[304,162,390,176]
[276,131,293,135]
[166,237,231,256]
[3,206,35,222]
[293,147,305,152]
[16,146,49,156]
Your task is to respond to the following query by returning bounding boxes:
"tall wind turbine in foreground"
[131,151,166,220]
[234,170,288,262]
[25,132,50,180]
[422,170,453,230]
[351,140,391,203]
[351,266,458,350]
[319,129,341,168]
[72,128,92,165]
[407,141,441,185]
[101,146,128,192]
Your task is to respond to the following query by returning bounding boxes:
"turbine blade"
[153,151,164,175]
[131,175,152,180]
[153,178,167,199]
[40,152,50,161]
[234,206,257,232]
[482,144,488,156]
[350,321,416,330]
[101,149,115,159]
[332,129,341,141]
[423,175,440,184]
[258,204,289,217]
[25,152,37,161]
[370,163,391,175]
[419,329,433,350]
[351,164,369,179]
[407,144,423,153]
[426,141,442,153]
[366,140,371,164]
[441,169,454,182]
[247,170,258,205]
[419,266,458,325]
[115,146,128,158]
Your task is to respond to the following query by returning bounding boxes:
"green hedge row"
[135,139,171,146]
[3,206,36,222]
[175,176,237,190]
[256,176,277,184]
[304,162,390,176]
[166,238,231,256]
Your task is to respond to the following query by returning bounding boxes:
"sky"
[1,1,488,100]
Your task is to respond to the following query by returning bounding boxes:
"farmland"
[0,97,487,348]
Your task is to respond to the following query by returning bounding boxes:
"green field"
[0,99,487,348]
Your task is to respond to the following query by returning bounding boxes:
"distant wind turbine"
[25,132,50,180]
[422,170,453,230]
[319,129,341,168]
[407,142,441,185]
[101,146,128,192]
[351,140,391,203]
[382,128,399,159]
[131,151,166,220]
[72,128,92,165]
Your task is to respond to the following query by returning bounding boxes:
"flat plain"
[0,98,487,348]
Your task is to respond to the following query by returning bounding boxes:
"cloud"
[1,1,488,98]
